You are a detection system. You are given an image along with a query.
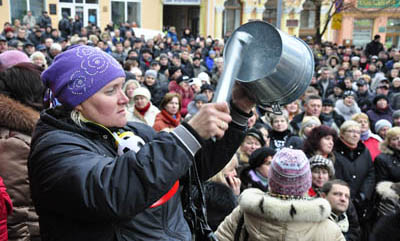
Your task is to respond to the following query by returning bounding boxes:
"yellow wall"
[0,0,10,25]
[46,0,58,29]
[99,0,110,31]
[142,0,163,30]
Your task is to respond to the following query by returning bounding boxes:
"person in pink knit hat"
[0,50,30,72]
[216,148,345,241]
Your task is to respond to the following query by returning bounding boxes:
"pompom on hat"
[268,148,312,197]
[41,45,125,109]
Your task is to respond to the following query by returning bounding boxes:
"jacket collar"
[239,188,331,222]
[0,94,39,135]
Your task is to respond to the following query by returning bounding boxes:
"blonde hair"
[208,156,238,186]
[339,120,361,134]
[380,127,400,154]
[351,113,369,123]
[30,51,47,67]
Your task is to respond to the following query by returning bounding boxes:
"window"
[300,0,315,29]
[111,0,141,27]
[223,0,242,35]
[353,19,373,47]
[10,0,45,24]
[263,0,277,26]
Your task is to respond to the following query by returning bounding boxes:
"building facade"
[1,0,400,48]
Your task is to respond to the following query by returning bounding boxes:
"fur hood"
[0,94,39,135]
[239,188,331,222]
[376,181,400,201]
[380,141,396,155]
[334,99,361,120]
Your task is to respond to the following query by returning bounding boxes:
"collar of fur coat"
[376,181,400,201]
[239,188,332,222]
[0,94,39,135]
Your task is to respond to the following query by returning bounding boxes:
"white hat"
[197,72,210,84]
[132,87,151,100]
[189,77,202,87]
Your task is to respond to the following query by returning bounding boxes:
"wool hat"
[132,87,151,100]
[284,136,304,150]
[168,66,180,76]
[145,69,157,79]
[309,155,335,177]
[177,75,190,85]
[197,72,210,84]
[189,77,202,87]
[373,94,389,105]
[343,90,356,98]
[246,128,266,147]
[268,148,312,197]
[249,147,276,169]
[194,93,208,103]
[41,45,125,109]
[201,83,214,93]
[393,110,400,119]
[0,50,30,72]
[375,119,392,133]
[322,98,334,107]
[301,116,321,129]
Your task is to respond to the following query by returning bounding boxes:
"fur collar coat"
[216,188,345,241]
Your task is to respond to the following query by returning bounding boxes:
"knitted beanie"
[145,69,157,79]
[268,148,311,197]
[375,119,392,133]
[132,87,151,100]
[309,155,335,177]
[41,45,125,109]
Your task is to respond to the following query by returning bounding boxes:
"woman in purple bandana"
[28,45,255,241]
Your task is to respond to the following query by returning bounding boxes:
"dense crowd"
[0,11,400,241]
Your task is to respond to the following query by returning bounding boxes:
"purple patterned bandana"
[41,45,125,108]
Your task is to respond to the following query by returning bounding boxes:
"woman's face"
[256,156,272,178]
[341,126,361,146]
[344,96,354,106]
[377,99,388,109]
[389,134,400,151]
[285,102,299,114]
[224,159,238,179]
[240,136,261,156]
[144,76,156,86]
[259,127,270,147]
[357,118,369,132]
[32,57,44,67]
[76,77,128,128]
[165,97,180,115]
[379,127,390,140]
[304,124,319,137]
[134,95,149,109]
[312,167,330,188]
[319,135,334,156]
[125,83,137,99]
[272,116,288,132]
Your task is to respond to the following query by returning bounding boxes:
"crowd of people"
[1,12,400,241]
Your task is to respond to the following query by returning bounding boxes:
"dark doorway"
[163,5,200,38]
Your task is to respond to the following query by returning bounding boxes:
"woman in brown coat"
[0,63,44,241]
[153,92,182,132]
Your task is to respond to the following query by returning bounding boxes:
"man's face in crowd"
[322,105,333,115]
[0,41,7,53]
[322,184,350,215]
[305,99,322,117]
[357,84,368,93]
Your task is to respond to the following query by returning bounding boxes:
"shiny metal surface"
[213,21,314,109]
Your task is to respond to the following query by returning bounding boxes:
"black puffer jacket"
[375,147,400,183]
[334,139,375,201]
[28,107,246,241]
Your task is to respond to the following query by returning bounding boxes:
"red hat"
[4,27,14,34]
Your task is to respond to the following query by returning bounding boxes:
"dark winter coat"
[269,129,294,151]
[375,144,400,183]
[369,205,400,241]
[28,106,246,241]
[365,40,384,57]
[240,169,268,192]
[58,13,71,38]
[144,81,168,109]
[334,139,375,201]
[72,20,83,36]
[0,95,40,241]
[366,105,393,133]
[38,16,51,29]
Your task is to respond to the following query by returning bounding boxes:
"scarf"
[136,102,151,116]
[161,109,181,127]
[360,130,370,141]
[340,136,358,149]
